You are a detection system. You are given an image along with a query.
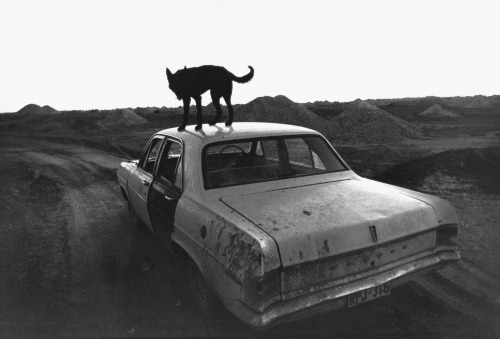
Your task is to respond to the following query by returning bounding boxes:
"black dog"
[166,65,254,131]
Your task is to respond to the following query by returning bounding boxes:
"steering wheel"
[220,145,245,154]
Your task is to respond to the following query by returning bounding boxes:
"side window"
[139,137,164,174]
[261,139,279,163]
[303,136,346,171]
[156,140,182,188]
[284,138,313,168]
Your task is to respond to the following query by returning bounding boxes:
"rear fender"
[117,160,138,202]
[360,178,459,225]
[171,195,281,306]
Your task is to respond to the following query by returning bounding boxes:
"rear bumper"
[232,250,460,329]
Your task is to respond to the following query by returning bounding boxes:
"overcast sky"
[1,0,499,112]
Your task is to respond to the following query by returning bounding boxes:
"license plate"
[347,282,391,307]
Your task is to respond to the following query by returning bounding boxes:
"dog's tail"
[232,66,254,83]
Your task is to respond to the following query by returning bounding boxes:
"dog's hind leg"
[194,95,203,130]
[209,91,223,125]
[223,94,234,126]
[178,97,191,131]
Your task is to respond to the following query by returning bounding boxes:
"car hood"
[221,178,439,267]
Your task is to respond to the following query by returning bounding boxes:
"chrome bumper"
[233,250,461,329]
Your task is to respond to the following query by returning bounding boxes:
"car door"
[128,135,165,232]
[147,138,183,250]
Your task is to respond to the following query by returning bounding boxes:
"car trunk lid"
[221,179,439,268]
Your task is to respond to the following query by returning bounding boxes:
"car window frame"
[154,136,184,191]
[138,135,165,174]
[201,133,349,190]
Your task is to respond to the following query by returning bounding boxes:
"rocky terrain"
[1,94,499,337]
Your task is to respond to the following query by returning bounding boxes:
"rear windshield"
[203,135,347,189]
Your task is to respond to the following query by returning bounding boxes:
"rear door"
[148,138,183,250]
[128,135,165,231]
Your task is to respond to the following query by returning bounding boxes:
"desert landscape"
[1,94,499,337]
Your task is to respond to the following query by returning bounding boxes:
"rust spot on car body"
[220,231,260,277]
[318,240,330,256]
[214,224,227,256]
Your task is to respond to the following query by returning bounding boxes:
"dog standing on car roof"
[166,65,254,131]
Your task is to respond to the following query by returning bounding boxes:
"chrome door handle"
[142,180,150,186]
[164,194,174,201]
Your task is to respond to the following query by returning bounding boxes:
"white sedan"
[117,122,460,329]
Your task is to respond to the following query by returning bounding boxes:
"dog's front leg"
[178,97,191,131]
[194,95,203,130]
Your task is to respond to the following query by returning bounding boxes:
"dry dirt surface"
[1,131,500,338]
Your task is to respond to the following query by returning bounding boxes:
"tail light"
[436,224,458,247]
[244,269,281,312]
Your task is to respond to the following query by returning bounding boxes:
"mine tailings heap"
[418,104,460,118]
[17,104,60,116]
[328,99,422,143]
[234,95,330,136]
[100,108,149,126]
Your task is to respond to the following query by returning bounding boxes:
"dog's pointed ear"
[166,68,173,79]
[184,65,187,70]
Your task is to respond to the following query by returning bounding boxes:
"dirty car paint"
[222,178,439,267]
[280,231,436,299]
[118,123,460,329]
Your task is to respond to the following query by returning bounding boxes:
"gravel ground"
[1,134,499,338]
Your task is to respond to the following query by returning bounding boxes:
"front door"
[148,139,183,250]
[128,135,164,232]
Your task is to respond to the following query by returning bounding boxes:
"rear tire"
[187,259,218,314]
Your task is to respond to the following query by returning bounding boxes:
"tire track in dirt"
[0,141,75,335]
[0,137,133,336]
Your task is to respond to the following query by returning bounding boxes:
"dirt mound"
[18,104,60,115]
[100,109,148,126]
[419,104,459,118]
[234,95,328,134]
[367,95,500,108]
[441,95,500,108]
[329,99,422,143]
[203,102,222,117]
[375,147,500,194]
[134,107,158,115]
[201,103,242,120]
[345,98,380,111]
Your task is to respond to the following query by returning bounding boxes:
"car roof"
[156,122,320,146]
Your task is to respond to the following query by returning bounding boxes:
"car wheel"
[188,259,218,314]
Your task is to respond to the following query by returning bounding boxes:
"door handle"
[142,180,150,187]
[164,194,174,201]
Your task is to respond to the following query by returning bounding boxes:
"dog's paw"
[195,124,203,131]
[225,121,233,126]
[177,125,186,131]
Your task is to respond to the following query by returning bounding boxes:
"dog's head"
[166,67,187,100]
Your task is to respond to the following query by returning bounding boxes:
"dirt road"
[1,135,499,338]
